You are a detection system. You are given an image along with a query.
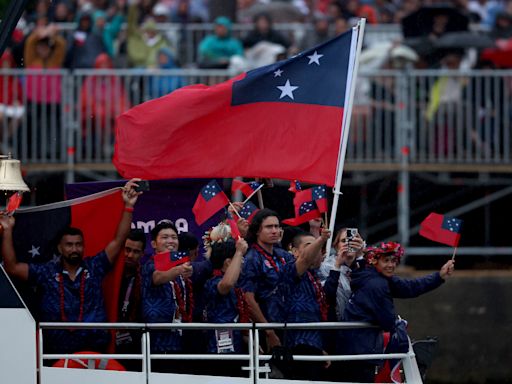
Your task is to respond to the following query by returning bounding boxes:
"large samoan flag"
[114,28,359,186]
[12,189,125,322]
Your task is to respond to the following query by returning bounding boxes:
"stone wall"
[395,270,512,383]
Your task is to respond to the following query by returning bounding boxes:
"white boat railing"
[38,321,424,383]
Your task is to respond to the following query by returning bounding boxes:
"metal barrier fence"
[1,68,511,169]
[38,321,423,383]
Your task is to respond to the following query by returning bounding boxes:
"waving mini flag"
[226,211,242,239]
[282,200,321,226]
[6,192,23,213]
[294,185,328,213]
[288,180,302,193]
[239,201,260,223]
[154,251,190,271]
[231,180,262,198]
[419,213,463,247]
[192,180,230,225]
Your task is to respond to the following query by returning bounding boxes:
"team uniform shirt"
[141,259,187,353]
[204,275,244,354]
[28,250,111,353]
[282,267,325,351]
[116,272,142,352]
[239,245,294,322]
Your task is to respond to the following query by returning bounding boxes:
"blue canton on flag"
[442,216,463,233]
[299,201,318,215]
[240,201,259,220]
[170,251,189,262]
[201,180,223,202]
[248,181,262,191]
[312,185,327,200]
[232,29,353,107]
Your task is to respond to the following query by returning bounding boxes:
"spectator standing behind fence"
[65,12,107,69]
[0,50,24,153]
[91,7,125,59]
[299,15,332,51]
[147,48,184,99]
[243,12,290,49]
[197,16,244,68]
[127,0,171,68]
[80,53,130,158]
[338,242,455,383]
[0,179,141,354]
[23,23,66,158]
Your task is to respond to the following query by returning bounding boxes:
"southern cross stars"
[274,69,283,77]
[277,79,299,100]
[28,245,40,258]
[307,51,323,65]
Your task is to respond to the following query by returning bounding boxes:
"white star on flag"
[274,69,283,77]
[28,245,40,258]
[277,79,299,100]
[307,51,323,65]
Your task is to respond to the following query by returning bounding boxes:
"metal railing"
[1,68,511,172]
[38,321,423,383]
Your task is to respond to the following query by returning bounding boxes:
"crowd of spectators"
[2,1,512,159]
[4,1,512,72]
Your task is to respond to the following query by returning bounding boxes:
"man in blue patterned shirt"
[282,229,334,380]
[0,179,141,353]
[239,209,294,352]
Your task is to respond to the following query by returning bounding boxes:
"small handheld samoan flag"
[293,185,328,214]
[6,192,23,213]
[419,213,463,247]
[231,180,262,198]
[226,210,242,239]
[288,180,302,193]
[154,251,190,271]
[282,200,321,226]
[192,180,230,225]
[239,201,260,223]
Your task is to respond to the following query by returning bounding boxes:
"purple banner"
[65,179,225,255]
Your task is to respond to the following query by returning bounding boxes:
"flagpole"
[242,184,265,205]
[451,246,457,262]
[325,18,366,253]
[256,189,265,209]
[228,201,243,219]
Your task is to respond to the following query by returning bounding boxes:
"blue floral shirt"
[282,267,325,351]
[141,259,186,353]
[204,275,244,353]
[239,245,294,322]
[28,250,111,353]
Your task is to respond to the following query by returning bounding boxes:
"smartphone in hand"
[134,180,150,192]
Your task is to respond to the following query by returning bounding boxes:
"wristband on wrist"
[124,206,134,213]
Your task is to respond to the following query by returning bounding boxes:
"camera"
[346,228,358,240]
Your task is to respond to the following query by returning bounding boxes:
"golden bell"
[0,156,29,192]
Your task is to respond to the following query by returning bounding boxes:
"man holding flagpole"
[0,179,141,354]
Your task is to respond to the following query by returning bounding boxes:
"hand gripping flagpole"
[325,19,366,254]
